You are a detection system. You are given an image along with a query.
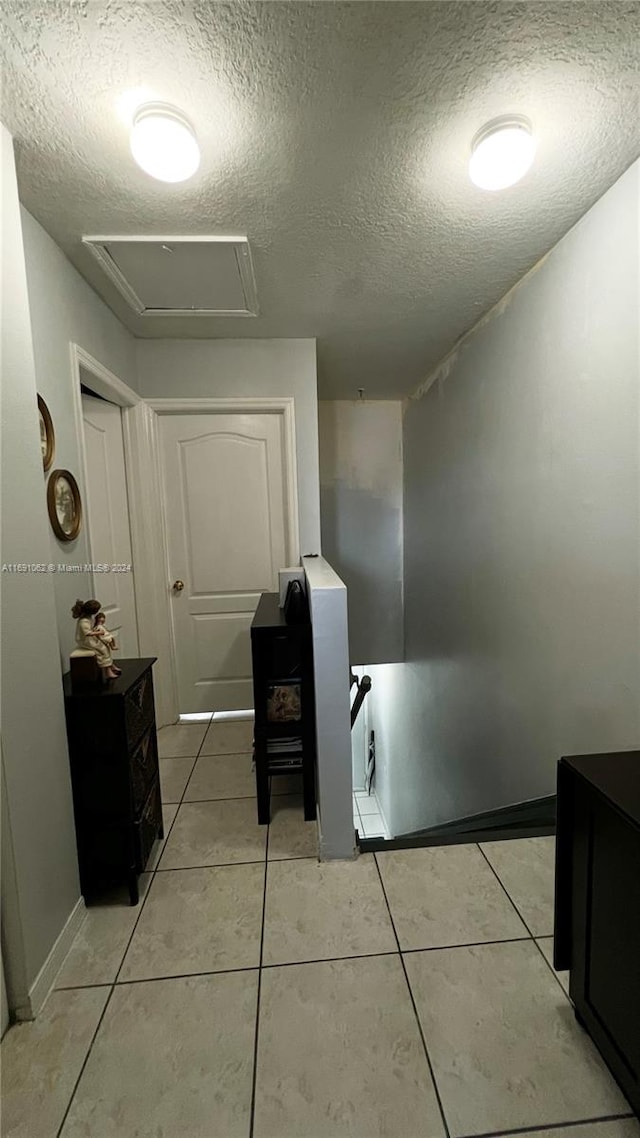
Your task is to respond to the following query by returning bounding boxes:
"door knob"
[172,579,185,592]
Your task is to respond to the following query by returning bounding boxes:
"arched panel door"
[159,413,290,712]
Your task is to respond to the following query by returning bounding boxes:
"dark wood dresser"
[251,592,316,824]
[63,657,163,905]
[554,750,640,1116]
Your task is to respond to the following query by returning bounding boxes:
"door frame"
[73,352,142,658]
[138,396,300,723]
[69,344,178,726]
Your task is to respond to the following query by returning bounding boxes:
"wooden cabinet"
[554,750,640,1116]
[63,658,163,905]
[251,592,316,824]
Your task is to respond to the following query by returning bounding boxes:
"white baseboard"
[377,796,392,841]
[16,897,86,1021]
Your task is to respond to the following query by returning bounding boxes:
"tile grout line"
[475,843,537,940]
[55,983,117,1137]
[473,847,611,1072]
[154,718,214,871]
[372,852,452,1138]
[249,803,270,1138]
[455,1111,637,1138]
[114,729,201,979]
[163,793,256,805]
[474,840,581,1009]
[530,937,575,1007]
[72,720,203,979]
[56,934,555,991]
[154,853,312,872]
[54,715,214,1134]
[401,935,533,954]
[165,792,307,806]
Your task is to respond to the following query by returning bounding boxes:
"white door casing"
[81,393,139,657]
[159,408,296,713]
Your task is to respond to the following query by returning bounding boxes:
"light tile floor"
[2,720,638,1138]
[352,787,389,838]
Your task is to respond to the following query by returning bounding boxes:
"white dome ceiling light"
[469,115,536,191]
[130,104,200,183]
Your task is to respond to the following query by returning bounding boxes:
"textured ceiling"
[1,1,639,398]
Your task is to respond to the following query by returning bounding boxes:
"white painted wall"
[369,159,640,838]
[21,208,138,663]
[303,556,355,859]
[136,340,321,555]
[1,126,81,1013]
[319,401,403,665]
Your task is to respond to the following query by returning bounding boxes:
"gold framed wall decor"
[47,469,82,542]
[38,394,55,472]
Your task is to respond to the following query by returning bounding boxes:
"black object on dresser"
[63,658,163,905]
[554,750,640,1117]
[250,592,316,825]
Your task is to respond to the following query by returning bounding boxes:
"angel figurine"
[71,599,121,678]
[93,610,119,654]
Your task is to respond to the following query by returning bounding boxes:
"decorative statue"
[71,599,121,679]
[93,610,118,654]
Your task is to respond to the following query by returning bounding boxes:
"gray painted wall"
[319,401,403,665]
[370,159,640,838]
[21,208,138,664]
[136,339,321,556]
[1,944,8,1037]
[1,126,81,1006]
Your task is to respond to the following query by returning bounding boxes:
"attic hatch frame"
[82,234,259,318]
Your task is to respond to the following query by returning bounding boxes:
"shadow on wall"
[367,159,640,840]
[321,484,403,665]
[318,400,404,667]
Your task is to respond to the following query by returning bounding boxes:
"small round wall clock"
[38,394,55,472]
[47,469,83,542]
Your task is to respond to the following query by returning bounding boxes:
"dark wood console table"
[63,657,163,905]
[250,592,316,825]
[554,750,640,1116]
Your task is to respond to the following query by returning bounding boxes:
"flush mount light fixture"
[469,115,536,191]
[130,103,200,183]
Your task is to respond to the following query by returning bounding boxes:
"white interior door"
[82,393,139,657]
[159,413,289,713]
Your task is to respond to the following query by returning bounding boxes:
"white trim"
[304,556,355,861]
[147,396,293,413]
[17,898,86,1021]
[69,344,142,657]
[70,343,141,407]
[70,345,174,721]
[211,709,255,722]
[85,234,252,243]
[82,235,259,317]
[123,402,180,726]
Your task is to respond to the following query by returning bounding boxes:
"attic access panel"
[82,235,259,317]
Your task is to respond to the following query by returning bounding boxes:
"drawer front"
[125,670,154,749]
[134,777,161,872]
[130,727,158,816]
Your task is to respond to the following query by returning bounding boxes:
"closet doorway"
[71,344,141,661]
[80,389,139,656]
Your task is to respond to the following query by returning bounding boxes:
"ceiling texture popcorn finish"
[1,1,639,398]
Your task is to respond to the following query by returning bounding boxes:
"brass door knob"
[172,579,185,592]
